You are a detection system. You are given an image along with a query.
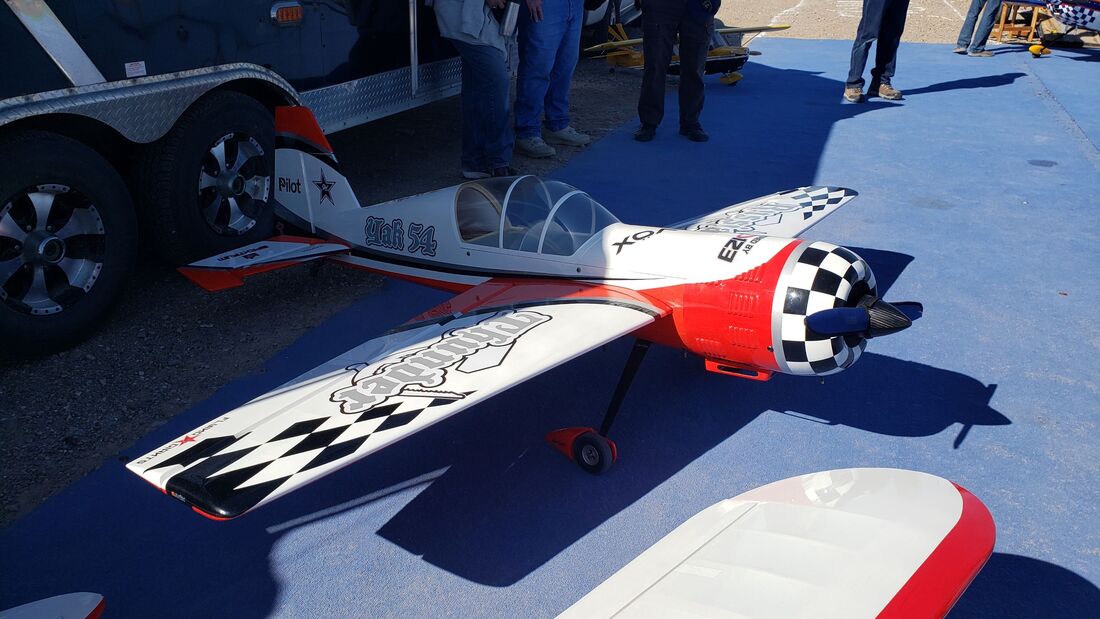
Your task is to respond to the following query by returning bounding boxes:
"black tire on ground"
[137,90,275,266]
[0,130,137,355]
[572,431,615,474]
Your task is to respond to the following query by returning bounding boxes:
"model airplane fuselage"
[136,107,919,519]
[203,110,910,381]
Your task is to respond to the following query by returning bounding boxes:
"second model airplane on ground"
[128,107,922,520]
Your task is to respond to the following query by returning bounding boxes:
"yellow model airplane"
[584,22,791,85]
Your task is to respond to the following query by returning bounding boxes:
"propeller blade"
[865,299,914,337]
[804,307,869,337]
[891,301,924,321]
[805,298,921,339]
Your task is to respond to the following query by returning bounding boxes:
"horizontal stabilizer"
[668,186,858,238]
[178,235,350,291]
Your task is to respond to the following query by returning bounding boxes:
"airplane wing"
[127,280,666,519]
[178,235,351,291]
[561,468,995,619]
[667,186,858,237]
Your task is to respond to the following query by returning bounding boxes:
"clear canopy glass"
[455,176,618,256]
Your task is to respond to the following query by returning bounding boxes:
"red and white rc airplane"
[127,107,922,520]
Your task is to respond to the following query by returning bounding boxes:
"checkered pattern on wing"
[1050,1,1100,28]
[778,242,876,376]
[219,396,451,489]
[777,187,857,220]
[163,395,459,516]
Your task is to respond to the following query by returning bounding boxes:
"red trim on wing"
[192,506,235,521]
[877,483,996,618]
[275,106,333,153]
[179,260,302,292]
[405,278,668,324]
[85,596,106,619]
[268,234,340,245]
[331,258,475,294]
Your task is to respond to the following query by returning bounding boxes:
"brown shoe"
[843,86,863,102]
[876,83,903,100]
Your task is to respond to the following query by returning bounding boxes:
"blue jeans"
[846,0,911,88]
[452,40,513,171]
[956,0,1004,52]
[515,0,584,139]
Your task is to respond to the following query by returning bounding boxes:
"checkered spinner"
[154,394,458,516]
[776,242,876,376]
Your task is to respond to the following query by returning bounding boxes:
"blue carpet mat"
[2,38,1098,617]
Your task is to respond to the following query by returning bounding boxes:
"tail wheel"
[138,90,274,266]
[0,131,136,355]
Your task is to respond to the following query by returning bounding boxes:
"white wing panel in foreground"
[561,468,994,619]
[127,295,660,519]
[668,186,857,238]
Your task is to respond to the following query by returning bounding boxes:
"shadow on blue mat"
[556,65,898,222]
[952,553,1100,618]
[375,348,1009,586]
[906,73,1026,96]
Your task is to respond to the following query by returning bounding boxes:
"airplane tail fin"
[178,235,350,291]
[275,106,334,158]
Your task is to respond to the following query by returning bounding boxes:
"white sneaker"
[515,136,556,158]
[461,169,490,179]
[544,126,591,146]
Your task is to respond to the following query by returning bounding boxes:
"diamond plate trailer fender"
[0,63,300,143]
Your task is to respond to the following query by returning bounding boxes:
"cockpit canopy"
[456,176,619,256]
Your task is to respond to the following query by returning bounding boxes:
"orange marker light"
[271,2,303,26]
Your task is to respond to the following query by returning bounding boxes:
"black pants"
[846,0,910,88]
[638,3,710,130]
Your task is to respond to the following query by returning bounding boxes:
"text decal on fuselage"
[330,310,551,414]
[365,216,437,257]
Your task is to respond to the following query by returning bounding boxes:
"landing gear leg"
[546,340,651,474]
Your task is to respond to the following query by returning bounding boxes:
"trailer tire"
[0,130,136,356]
[138,90,275,266]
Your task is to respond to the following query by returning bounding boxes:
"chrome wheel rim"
[197,133,270,235]
[0,184,105,315]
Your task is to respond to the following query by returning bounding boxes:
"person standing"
[514,0,592,158]
[844,0,911,103]
[954,0,1004,57]
[433,0,516,178]
[634,0,719,142]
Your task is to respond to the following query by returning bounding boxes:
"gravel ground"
[721,0,973,44]
[0,1,971,527]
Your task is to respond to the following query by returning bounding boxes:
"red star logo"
[178,434,196,445]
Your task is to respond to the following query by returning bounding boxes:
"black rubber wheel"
[572,431,614,475]
[137,90,274,265]
[0,130,137,355]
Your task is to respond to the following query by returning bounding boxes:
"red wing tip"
[192,505,237,521]
[177,266,245,291]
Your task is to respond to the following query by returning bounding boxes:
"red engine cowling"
[658,239,878,379]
